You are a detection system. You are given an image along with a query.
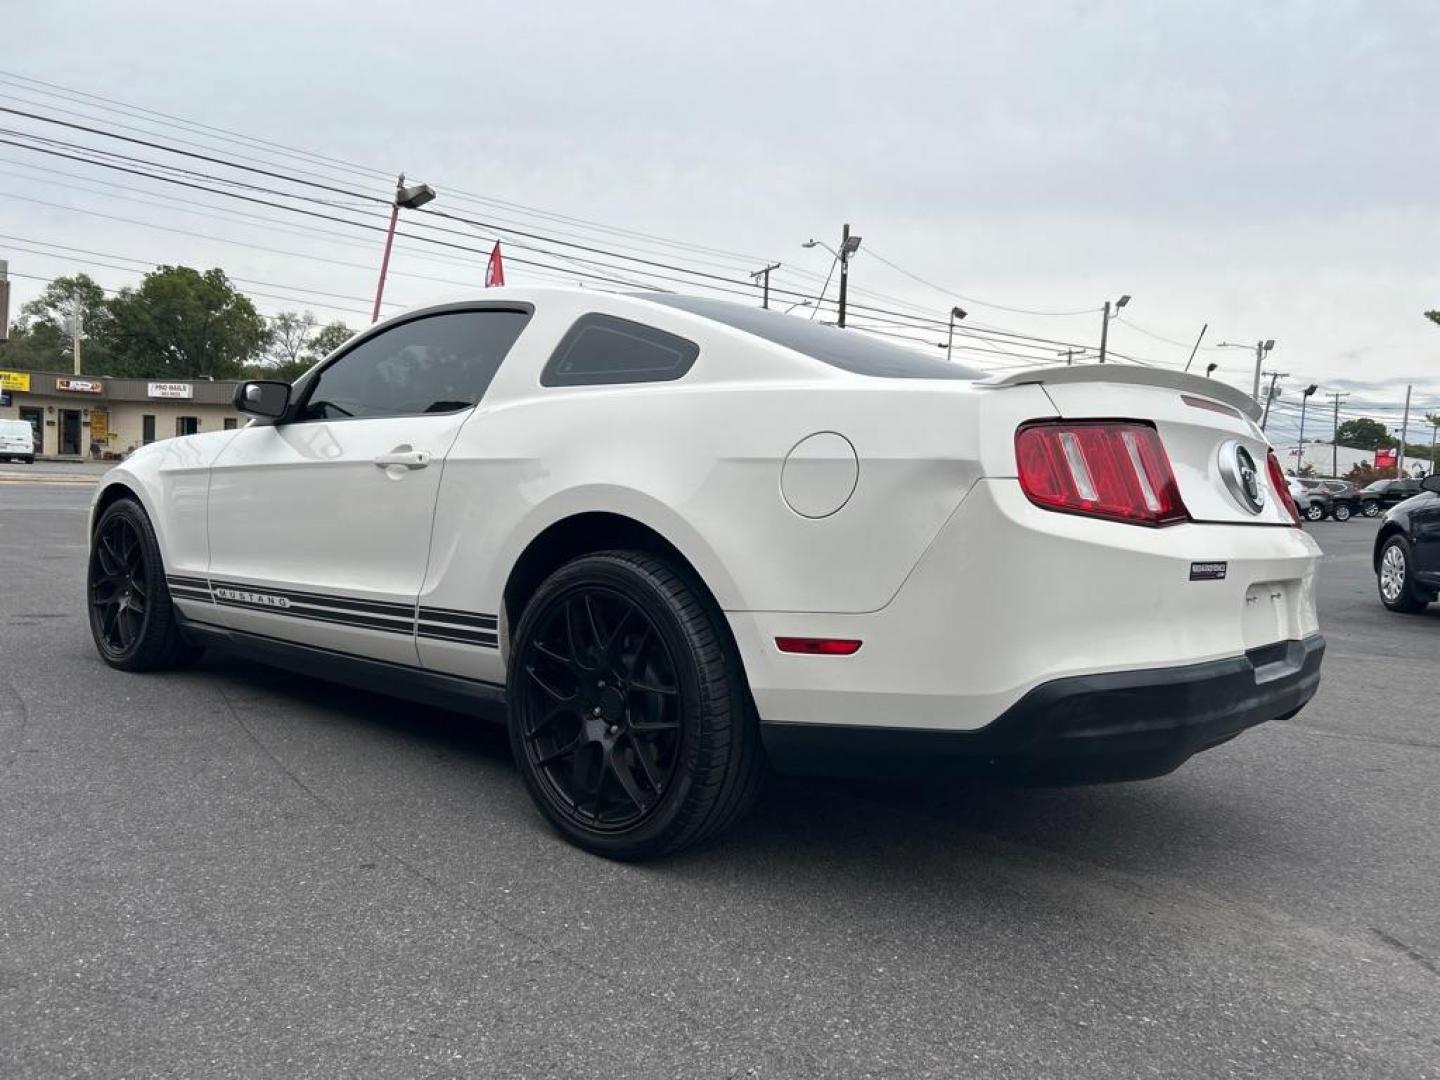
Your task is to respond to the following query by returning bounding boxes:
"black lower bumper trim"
[761,634,1325,785]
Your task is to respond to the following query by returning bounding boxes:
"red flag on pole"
[485,242,505,288]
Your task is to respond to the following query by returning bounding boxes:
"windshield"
[637,294,984,380]
[1363,480,1390,492]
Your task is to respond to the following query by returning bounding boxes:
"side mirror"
[1422,474,1440,494]
[234,380,291,420]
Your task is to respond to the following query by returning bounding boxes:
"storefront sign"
[90,408,109,441]
[56,377,103,394]
[0,370,31,392]
[1375,447,1398,469]
[147,382,194,399]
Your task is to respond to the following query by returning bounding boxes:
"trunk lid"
[993,366,1293,526]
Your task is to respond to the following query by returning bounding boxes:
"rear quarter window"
[541,313,699,387]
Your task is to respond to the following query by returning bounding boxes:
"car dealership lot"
[2,486,1437,1079]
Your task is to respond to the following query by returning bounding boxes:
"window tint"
[302,309,530,420]
[639,294,983,380]
[541,313,699,387]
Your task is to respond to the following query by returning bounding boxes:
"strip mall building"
[0,369,245,459]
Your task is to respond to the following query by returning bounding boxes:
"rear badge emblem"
[1218,440,1266,514]
[1189,561,1228,581]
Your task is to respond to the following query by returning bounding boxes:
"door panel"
[1411,496,1440,581]
[204,415,466,664]
[199,305,533,666]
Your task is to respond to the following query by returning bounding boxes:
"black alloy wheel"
[87,498,202,671]
[508,551,763,859]
[1363,501,1382,518]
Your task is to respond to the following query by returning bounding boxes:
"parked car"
[1374,474,1440,612]
[84,289,1325,858]
[1295,478,1359,522]
[1360,477,1423,517]
[0,418,35,464]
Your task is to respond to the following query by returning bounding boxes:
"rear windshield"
[638,294,982,380]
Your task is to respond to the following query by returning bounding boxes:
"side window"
[301,309,530,421]
[541,313,698,387]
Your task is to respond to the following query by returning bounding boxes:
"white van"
[0,418,36,464]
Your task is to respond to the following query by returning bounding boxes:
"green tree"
[107,266,268,379]
[1,273,113,372]
[304,321,354,363]
[1335,417,1395,451]
[1425,310,1439,328]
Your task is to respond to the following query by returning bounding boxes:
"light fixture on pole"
[939,306,968,361]
[371,173,436,323]
[1097,294,1130,364]
[1205,362,1219,378]
[1296,384,1318,473]
[782,299,812,314]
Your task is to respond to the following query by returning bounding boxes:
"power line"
[860,244,1101,317]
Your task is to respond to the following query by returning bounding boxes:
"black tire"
[87,498,204,671]
[1362,501,1381,518]
[23,456,34,465]
[1304,501,1325,522]
[1377,535,1430,614]
[507,550,764,860]
[1332,502,1352,522]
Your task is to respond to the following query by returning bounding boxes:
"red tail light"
[1015,421,1189,526]
[1265,449,1302,526]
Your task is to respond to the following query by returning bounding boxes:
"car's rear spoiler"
[987,364,1263,422]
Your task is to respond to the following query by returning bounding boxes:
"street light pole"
[1215,338,1274,404]
[750,262,781,309]
[1097,294,1130,364]
[1397,384,1413,477]
[371,172,436,324]
[944,305,967,362]
[1297,384,1318,473]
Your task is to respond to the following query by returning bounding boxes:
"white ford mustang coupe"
[87,288,1324,858]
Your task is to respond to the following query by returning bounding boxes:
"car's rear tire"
[87,498,204,671]
[1332,502,1352,522]
[1304,502,1325,522]
[1363,501,1381,518]
[1377,536,1430,614]
[507,550,764,860]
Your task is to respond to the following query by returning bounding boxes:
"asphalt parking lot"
[1,482,1437,1079]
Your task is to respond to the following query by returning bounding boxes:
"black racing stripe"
[179,616,506,690]
[418,625,499,648]
[418,607,498,630]
[168,586,213,599]
[166,575,211,588]
[282,598,413,625]
[210,580,414,619]
[213,598,414,636]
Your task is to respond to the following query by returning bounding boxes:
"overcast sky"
[3,0,1437,444]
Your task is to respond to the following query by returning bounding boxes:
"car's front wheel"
[1304,502,1325,522]
[1332,502,1352,522]
[1377,536,1431,614]
[1363,501,1381,518]
[507,551,763,860]
[87,498,204,670]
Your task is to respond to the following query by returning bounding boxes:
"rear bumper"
[762,634,1324,783]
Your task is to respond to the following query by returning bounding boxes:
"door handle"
[373,446,431,470]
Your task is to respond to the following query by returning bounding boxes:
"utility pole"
[836,223,862,329]
[71,289,82,375]
[1097,294,1130,364]
[1397,384,1413,477]
[1252,339,1275,400]
[749,262,781,309]
[1259,370,1288,430]
[1326,391,1350,478]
